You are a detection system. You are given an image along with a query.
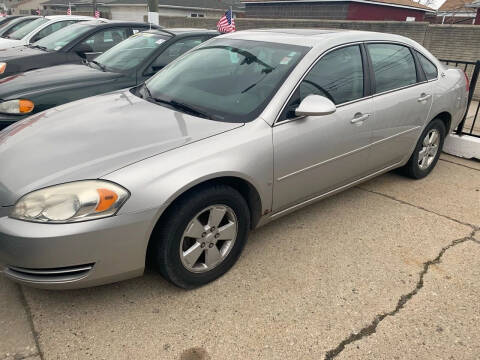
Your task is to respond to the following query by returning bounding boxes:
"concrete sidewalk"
[1,154,479,360]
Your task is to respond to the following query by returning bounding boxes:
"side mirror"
[295,95,336,117]
[74,44,93,58]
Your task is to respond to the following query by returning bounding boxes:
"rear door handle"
[350,113,370,124]
[417,93,432,102]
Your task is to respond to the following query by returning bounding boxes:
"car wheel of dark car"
[402,118,446,179]
[150,184,250,289]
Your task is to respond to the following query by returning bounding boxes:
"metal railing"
[440,59,480,138]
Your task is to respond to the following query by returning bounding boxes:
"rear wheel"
[401,119,446,179]
[150,184,250,289]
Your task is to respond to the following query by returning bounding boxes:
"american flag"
[217,9,235,33]
[94,9,100,18]
[67,4,71,15]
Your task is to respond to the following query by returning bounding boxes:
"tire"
[401,118,446,179]
[150,184,250,289]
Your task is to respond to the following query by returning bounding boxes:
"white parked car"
[0,15,106,49]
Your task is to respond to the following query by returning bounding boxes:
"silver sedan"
[0,29,468,289]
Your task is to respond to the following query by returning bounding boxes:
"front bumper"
[0,208,157,289]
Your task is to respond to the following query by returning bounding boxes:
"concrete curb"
[443,134,480,160]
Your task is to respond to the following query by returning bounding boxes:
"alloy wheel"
[418,128,440,170]
[179,205,238,273]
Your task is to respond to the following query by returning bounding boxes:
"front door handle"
[350,113,370,124]
[417,93,432,102]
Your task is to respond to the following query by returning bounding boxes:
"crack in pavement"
[15,285,44,360]
[324,229,478,360]
[357,187,478,230]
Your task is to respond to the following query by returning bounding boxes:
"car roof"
[143,28,218,37]
[44,15,98,21]
[222,28,418,48]
[78,20,160,28]
[6,15,40,22]
[165,28,218,34]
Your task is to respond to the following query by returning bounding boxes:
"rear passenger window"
[367,43,417,93]
[300,45,364,105]
[416,51,438,80]
[132,26,149,35]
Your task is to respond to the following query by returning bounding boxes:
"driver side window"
[280,45,364,120]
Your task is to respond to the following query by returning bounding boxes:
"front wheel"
[401,119,446,179]
[150,184,250,289]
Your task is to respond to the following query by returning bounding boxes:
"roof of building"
[42,0,244,11]
[438,0,476,12]
[242,0,433,11]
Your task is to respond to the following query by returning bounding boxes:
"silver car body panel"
[0,90,243,206]
[0,29,468,288]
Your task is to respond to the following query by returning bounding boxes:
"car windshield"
[144,38,309,122]
[34,23,92,51]
[0,18,38,38]
[7,17,49,40]
[95,32,170,72]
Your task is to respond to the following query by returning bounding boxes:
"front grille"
[5,263,94,283]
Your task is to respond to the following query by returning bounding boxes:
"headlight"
[0,99,35,114]
[11,180,129,223]
[0,62,6,74]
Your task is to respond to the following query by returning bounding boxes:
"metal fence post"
[457,60,480,135]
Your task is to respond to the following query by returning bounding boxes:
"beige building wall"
[109,5,225,22]
[10,0,44,14]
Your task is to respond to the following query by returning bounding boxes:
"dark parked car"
[0,16,39,39]
[0,29,218,129]
[0,20,159,79]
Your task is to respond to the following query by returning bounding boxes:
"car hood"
[0,38,22,49]
[0,45,43,60]
[0,64,123,98]
[0,90,244,206]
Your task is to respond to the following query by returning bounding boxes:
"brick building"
[242,0,434,21]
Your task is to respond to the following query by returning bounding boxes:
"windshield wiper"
[150,97,213,120]
[90,60,107,72]
[29,44,48,51]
